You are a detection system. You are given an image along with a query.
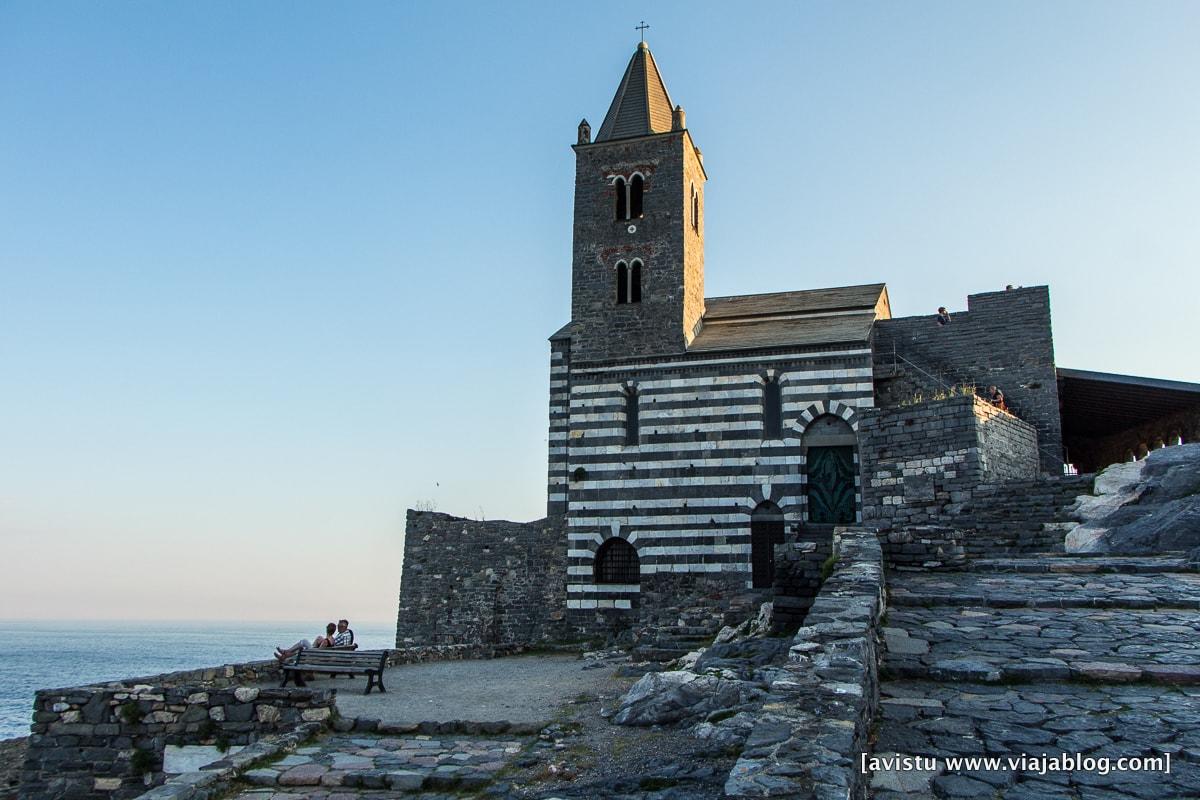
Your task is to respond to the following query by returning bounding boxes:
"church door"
[806,446,856,524]
[750,502,785,589]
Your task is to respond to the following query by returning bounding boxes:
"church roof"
[595,42,676,142]
[689,283,890,353]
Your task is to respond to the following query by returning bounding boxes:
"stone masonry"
[394,511,567,648]
[20,684,333,800]
[873,286,1062,473]
[858,395,1040,532]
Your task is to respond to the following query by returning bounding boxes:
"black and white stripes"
[550,344,873,610]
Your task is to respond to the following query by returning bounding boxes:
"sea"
[0,620,396,741]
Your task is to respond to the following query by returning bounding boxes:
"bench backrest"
[290,648,388,669]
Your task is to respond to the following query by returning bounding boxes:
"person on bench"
[274,622,336,663]
[331,618,355,649]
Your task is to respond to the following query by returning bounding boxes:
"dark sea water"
[0,620,395,741]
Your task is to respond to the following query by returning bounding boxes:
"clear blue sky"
[2,2,1197,621]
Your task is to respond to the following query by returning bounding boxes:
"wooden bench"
[280,649,389,694]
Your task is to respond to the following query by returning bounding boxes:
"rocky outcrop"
[1066,443,1200,555]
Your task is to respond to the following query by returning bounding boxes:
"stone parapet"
[858,395,1041,533]
[19,685,333,800]
[725,528,885,799]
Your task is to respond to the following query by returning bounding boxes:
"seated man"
[986,385,1007,410]
[936,306,952,326]
[331,618,355,649]
[274,622,334,663]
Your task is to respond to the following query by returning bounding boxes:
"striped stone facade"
[547,343,872,619]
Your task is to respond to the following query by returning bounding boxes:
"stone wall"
[873,286,1062,472]
[725,528,885,798]
[395,511,568,647]
[858,395,1041,532]
[20,684,333,800]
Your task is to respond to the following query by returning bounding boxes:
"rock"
[255,705,280,724]
[1071,662,1142,682]
[279,763,327,786]
[613,670,764,726]
[233,687,260,703]
[1068,444,1200,554]
[930,659,1001,683]
[301,707,332,722]
[386,770,426,790]
[243,768,279,786]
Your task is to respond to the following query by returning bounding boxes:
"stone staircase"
[869,502,1200,797]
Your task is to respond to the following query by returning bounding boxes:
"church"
[395,41,1200,648]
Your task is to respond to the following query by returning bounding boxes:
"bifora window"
[613,173,645,221]
[594,538,639,584]
[616,259,643,304]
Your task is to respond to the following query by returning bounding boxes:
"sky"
[1,1,1197,622]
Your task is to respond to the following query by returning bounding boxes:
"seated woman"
[274,622,336,663]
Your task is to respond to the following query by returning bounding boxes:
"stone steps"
[965,554,1197,573]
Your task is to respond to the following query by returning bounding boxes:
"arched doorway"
[750,501,784,588]
[802,415,857,525]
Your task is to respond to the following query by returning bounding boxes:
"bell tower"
[569,42,707,362]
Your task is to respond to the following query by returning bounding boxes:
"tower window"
[594,538,639,584]
[630,259,642,303]
[629,174,644,218]
[614,176,627,221]
[691,184,700,233]
[616,261,629,304]
[624,387,639,446]
[763,377,782,439]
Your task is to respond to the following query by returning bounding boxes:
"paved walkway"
[266,654,616,725]
[234,734,523,794]
[869,556,1200,799]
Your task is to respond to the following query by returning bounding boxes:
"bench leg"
[363,673,374,695]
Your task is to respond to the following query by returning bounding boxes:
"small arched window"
[594,538,639,584]
[763,377,782,439]
[624,387,639,446]
[629,174,644,218]
[630,259,642,303]
[616,261,629,304]
[614,176,627,221]
[691,184,699,233]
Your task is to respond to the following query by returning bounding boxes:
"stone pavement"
[261,653,615,725]
[229,733,522,795]
[869,554,1200,798]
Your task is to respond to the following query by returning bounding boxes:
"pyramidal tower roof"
[595,42,676,142]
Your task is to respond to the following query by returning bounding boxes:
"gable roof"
[595,42,675,142]
[689,283,890,353]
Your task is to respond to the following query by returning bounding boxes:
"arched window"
[630,259,642,303]
[763,377,782,439]
[594,538,639,584]
[616,261,629,304]
[614,176,627,221]
[624,387,639,446]
[691,184,699,233]
[629,174,644,218]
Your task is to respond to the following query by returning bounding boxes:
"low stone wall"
[772,539,831,630]
[859,395,1040,532]
[725,528,885,799]
[396,511,568,647]
[880,525,966,570]
[20,684,334,800]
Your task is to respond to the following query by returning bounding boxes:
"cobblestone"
[889,571,1200,609]
[882,606,1200,683]
[227,734,523,795]
[870,681,1200,799]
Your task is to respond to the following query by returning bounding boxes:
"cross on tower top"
[635,21,649,43]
